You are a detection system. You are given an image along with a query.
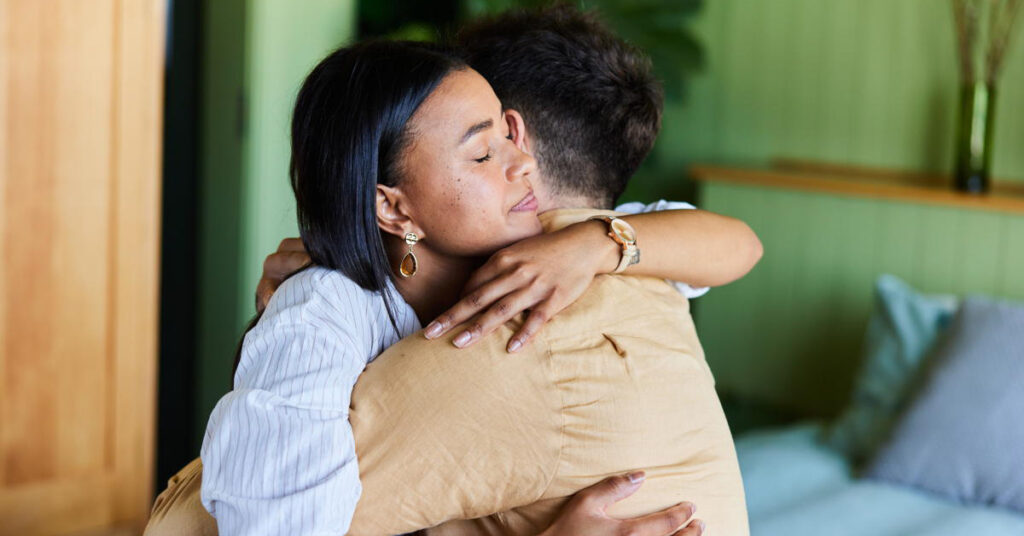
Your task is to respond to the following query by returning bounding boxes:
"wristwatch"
[588,216,640,274]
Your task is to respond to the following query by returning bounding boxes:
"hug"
[146,6,762,535]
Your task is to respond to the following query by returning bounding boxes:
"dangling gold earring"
[399,232,419,278]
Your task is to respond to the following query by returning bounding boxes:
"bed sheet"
[735,423,1024,536]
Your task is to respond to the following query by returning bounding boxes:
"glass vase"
[954,82,997,193]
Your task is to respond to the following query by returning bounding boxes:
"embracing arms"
[258,205,762,352]
[429,207,761,351]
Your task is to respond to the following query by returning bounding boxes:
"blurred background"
[2,0,1023,534]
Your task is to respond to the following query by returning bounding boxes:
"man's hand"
[256,238,311,313]
[423,220,617,353]
[541,472,704,536]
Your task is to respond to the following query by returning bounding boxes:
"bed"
[736,423,1024,535]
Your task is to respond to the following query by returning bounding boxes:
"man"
[146,6,759,536]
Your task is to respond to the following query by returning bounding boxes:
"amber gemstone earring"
[399,232,419,278]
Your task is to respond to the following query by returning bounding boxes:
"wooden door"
[0,0,164,534]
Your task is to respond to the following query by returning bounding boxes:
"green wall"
[654,0,1024,417]
[697,180,1024,417]
[628,0,1024,202]
[197,0,356,443]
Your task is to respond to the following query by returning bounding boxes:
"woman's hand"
[541,472,704,536]
[424,220,619,352]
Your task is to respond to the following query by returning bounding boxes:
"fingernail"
[507,339,522,353]
[681,502,696,516]
[424,321,442,339]
[696,520,706,533]
[627,471,645,484]
[453,331,471,348]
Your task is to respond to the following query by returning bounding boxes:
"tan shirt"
[348,209,748,535]
[144,208,748,536]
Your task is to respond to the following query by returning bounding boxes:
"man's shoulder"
[545,274,691,332]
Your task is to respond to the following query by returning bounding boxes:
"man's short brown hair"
[455,5,663,208]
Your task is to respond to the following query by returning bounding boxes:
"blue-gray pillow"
[865,296,1024,512]
[825,275,958,463]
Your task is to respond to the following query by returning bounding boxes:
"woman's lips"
[510,191,538,213]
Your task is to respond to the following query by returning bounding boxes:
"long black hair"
[233,41,465,380]
[291,40,466,319]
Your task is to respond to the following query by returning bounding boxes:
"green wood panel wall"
[697,181,1024,417]
[640,0,1024,199]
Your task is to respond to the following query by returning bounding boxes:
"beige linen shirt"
[144,208,748,536]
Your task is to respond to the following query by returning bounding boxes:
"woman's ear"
[505,108,532,154]
[376,184,420,239]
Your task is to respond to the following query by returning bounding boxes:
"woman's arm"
[252,208,762,351]
[592,209,763,288]
[423,207,762,351]
[204,270,372,535]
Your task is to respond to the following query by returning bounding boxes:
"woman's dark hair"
[290,40,466,319]
[232,41,465,379]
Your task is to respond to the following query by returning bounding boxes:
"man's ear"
[505,109,532,155]
[376,184,420,239]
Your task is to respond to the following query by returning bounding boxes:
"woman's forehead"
[410,69,502,142]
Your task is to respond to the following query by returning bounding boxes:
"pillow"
[865,296,1024,512]
[825,274,958,463]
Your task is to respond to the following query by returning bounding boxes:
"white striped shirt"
[199,200,706,535]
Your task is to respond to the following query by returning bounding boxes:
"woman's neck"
[386,236,480,325]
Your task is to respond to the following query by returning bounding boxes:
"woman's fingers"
[620,503,699,536]
[449,288,542,349]
[424,271,529,339]
[460,257,505,297]
[507,299,557,353]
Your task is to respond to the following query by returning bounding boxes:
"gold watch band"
[588,216,640,274]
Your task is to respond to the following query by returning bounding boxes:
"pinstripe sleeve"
[200,268,375,536]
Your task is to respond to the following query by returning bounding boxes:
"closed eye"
[474,152,492,163]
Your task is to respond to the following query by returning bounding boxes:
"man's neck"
[538,194,604,213]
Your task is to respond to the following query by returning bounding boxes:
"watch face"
[611,218,636,243]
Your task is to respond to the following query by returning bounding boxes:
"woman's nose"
[506,147,537,185]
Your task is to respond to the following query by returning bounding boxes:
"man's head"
[455,5,663,210]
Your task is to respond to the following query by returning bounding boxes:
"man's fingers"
[264,251,311,278]
[577,473,645,511]
[276,237,306,253]
[424,273,526,339]
[621,503,698,536]
[672,519,705,536]
[255,279,275,314]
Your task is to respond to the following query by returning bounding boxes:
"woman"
[202,39,749,536]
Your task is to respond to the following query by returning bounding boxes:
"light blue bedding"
[735,424,1024,536]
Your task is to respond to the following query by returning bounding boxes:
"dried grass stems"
[953,0,1023,84]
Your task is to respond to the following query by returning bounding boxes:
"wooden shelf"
[690,160,1024,215]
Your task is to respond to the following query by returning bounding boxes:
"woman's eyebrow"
[459,119,493,145]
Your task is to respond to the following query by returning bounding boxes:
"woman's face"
[390,68,542,257]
